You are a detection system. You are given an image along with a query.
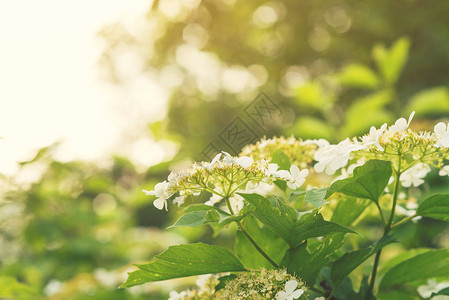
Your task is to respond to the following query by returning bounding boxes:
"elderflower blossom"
[216,268,308,299]
[240,136,318,168]
[168,274,221,300]
[362,123,387,151]
[399,163,431,188]
[276,280,304,300]
[434,122,449,148]
[313,139,366,175]
[439,165,449,176]
[143,151,308,210]
[388,111,415,133]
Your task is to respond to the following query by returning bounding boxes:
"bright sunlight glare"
[0,0,170,175]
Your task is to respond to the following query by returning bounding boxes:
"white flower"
[196,274,212,290]
[302,139,330,148]
[221,151,254,168]
[276,280,304,300]
[245,181,274,194]
[417,279,449,299]
[314,139,365,175]
[265,163,281,177]
[143,181,173,210]
[362,123,387,150]
[235,156,254,168]
[204,153,222,170]
[439,165,449,176]
[434,122,449,148]
[314,298,325,300]
[168,290,187,300]
[286,165,309,190]
[172,196,185,207]
[388,111,415,133]
[399,163,431,188]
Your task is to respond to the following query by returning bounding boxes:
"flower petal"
[236,156,254,168]
[142,189,155,196]
[289,165,300,178]
[153,197,166,210]
[434,122,447,136]
[407,110,415,125]
[285,280,298,294]
[291,288,304,299]
[276,291,288,300]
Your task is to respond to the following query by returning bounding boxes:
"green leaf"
[282,233,345,284]
[407,87,449,116]
[342,90,394,137]
[168,210,217,228]
[372,37,410,84]
[271,150,291,190]
[0,276,37,300]
[304,188,329,209]
[294,81,334,110]
[331,196,372,227]
[235,216,289,269]
[416,194,449,221]
[379,249,449,290]
[292,213,357,246]
[185,204,229,215]
[336,63,380,89]
[331,235,396,288]
[326,160,392,203]
[271,149,291,170]
[238,193,295,245]
[240,193,356,247]
[377,291,417,300]
[287,116,333,140]
[121,243,247,288]
[432,287,449,297]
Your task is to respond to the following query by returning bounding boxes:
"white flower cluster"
[309,111,449,188]
[143,151,308,211]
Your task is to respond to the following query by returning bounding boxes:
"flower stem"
[367,159,402,299]
[391,214,416,229]
[223,196,279,269]
[237,222,279,268]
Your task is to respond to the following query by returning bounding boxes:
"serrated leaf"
[416,194,449,221]
[331,235,396,288]
[292,213,357,246]
[379,249,449,290]
[281,234,345,284]
[168,211,209,228]
[121,243,246,288]
[326,160,392,203]
[185,204,229,216]
[239,193,356,247]
[238,193,295,244]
